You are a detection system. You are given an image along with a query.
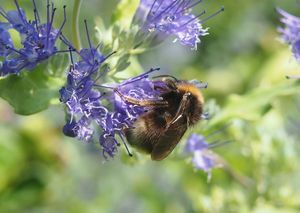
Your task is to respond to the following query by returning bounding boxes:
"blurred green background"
[1,0,300,212]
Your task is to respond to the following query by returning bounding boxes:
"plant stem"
[72,0,82,50]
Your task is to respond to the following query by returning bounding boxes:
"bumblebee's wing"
[151,93,191,161]
[151,123,187,161]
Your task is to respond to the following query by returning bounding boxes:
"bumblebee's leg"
[165,92,191,129]
[114,88,168,107]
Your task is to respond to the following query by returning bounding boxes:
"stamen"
[69,47,74,65]
[46,0,50,27]
[152,0,180,21]
[155,0,164,13]
[84,20,93,49]
[99,92,107,98]
[85,63,97,76]
[120,68,160,87]
[88,67,104,81]
[176,0,192,15]
[101,51,116,63]
[59,33,75,49]
[182,0,193,9]
[119,75,148,86]
[178,0,202,14]
[6,45,27,57]
[54,5,67,41]
[0,7,8,20]
[96,43,103,50]
[51,2,54,14]
[14,0,27,25]
[32,0,41,23]
[149,0,159,16]
[9,62,29,74]
[94,66,110,82]
[199,6,224,24]
[138,67,160,77]
[33,9,39,31]
[46,0,50,48]
[173,0,186,14]
[180,10,206,28]
[84,19,95,61]
[147,0,163,22]
[47,6,57,48]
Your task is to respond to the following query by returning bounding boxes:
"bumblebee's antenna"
[205,123,232,140]
[201,112,210,120]
[152,74,179,82]
[208,140,232,149]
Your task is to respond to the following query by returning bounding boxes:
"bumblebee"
[117,76,205,161]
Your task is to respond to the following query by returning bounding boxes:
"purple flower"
[59,48,107,141]
[62,120,78,137]
[278,8,300,62]
[0,23,13,57]
[59,20,118,158]
[185,133,219,178]
[99,133,119,159]
[185,133,208,152]
[0,0,66,76]
[135,0,222,49]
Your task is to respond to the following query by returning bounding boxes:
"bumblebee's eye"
[185,92,191,98]
[183,92,191,100]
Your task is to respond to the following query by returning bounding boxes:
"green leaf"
[48,51,69,77]
[0,65,64,115]
[115,54,131,72]
[209,81,300,126]
[111,0,140,30]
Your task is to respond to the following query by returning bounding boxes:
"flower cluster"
[0,0,66,76]
[59,47,106,140]
[59,21,168,158]
[60,52,165,158]
[277,8,300,62]
[135,0,223,49]
[0,0,224,169]
[185,133,221,178]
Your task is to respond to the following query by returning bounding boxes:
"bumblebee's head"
[176,82,204,126]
